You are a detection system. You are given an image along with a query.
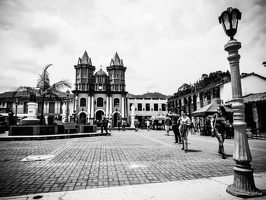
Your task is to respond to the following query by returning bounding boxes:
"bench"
[63,122,78,134]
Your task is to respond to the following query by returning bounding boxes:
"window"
[146,103,150,111]
[154,103,158,111]
[23,102,28,114]
[49,102,55,113]
[97,97,103,107]
[162,103,166,111]
[38,102,42,113]
[114,98,119,107]
[130,103,133,111]
[138,103,142,111]
[80,98,86,107]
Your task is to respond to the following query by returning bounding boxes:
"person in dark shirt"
[101,116,110,136]
[211,105,228,159]
[171,114,181,144]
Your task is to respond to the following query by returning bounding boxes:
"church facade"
[72,51,128,126]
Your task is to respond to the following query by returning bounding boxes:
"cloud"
[0,0,265,96]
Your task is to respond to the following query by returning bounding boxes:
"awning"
[192,102,232,117]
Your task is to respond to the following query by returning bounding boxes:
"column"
[109,96,113,116]
[122,96,124,118]
[106,96,109,118]
[87,96,91,119]
[91,96,94,118]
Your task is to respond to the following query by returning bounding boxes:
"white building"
[127,92,169,124]
[220,73,266,103]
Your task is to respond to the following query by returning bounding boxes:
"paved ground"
[0,130,266,198]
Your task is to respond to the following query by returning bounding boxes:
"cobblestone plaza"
[0,131,265,198]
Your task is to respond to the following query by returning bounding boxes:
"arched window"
[80,98,86,107]
[97,97,103,107]
[114,98,119,107]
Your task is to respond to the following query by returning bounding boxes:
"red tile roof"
[242,92,266,103]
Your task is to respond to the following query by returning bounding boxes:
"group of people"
[100,116,128,135]
[100,116,111,136]
[100,105,229,159]
[170,110,191,153]
[168,106,229,159]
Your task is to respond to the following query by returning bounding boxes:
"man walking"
[172,114,181,143]
[101,116,110,136]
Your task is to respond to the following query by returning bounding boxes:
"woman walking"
[179,110,191,152]
[134,117,139,132]
[211,105,228,159]
[165,114,171,135]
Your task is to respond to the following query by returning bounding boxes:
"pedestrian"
[172,114,181,143]
[117,119,121,131]
[101,116,110,136]
[108,118,112,133]
[191,117,196,135]
[165,114,171,135]
[146,118,150,131]
[211,105,228,159]
[179,110,191,152]
[134,117,139,132]
[122,118,126,131]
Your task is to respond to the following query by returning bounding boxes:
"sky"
[0,0,265,96]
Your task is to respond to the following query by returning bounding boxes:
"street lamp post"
[219,7,262,197]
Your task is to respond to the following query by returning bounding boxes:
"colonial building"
[127,92,169,123]
[0,90,71,123]
[72,51,128,126]
[167,72,266,133]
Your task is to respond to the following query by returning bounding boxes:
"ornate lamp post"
[219,7,262,197]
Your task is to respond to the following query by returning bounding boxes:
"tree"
[15,64,72,125]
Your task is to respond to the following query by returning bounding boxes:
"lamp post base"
[226,166,263,197]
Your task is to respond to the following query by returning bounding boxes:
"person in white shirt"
[146,118,150,131]
[179,110,191,152]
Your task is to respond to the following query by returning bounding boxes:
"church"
[73,51,128,126]
[0,51,169,127]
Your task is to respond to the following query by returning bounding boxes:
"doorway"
[96,110,104,121]
[113,112,120,127]
[79,112,87,124]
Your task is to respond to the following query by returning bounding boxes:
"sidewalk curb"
[1,173,265,200]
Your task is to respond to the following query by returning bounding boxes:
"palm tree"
[15,64,72,125]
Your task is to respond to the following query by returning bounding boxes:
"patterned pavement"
[0,130,265,198]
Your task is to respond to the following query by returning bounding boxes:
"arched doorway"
[113,112,120,127]
[95,110,104,126]
[79,112,86,124]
